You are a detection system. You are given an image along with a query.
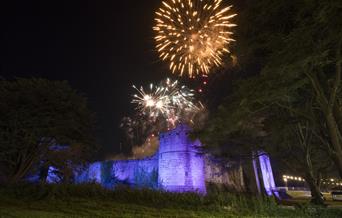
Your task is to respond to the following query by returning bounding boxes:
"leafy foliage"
[196,0,342,204]
[0,78,97,183]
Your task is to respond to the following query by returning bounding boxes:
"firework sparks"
[132,78,202,126]
[153,0,237,77]
[132,83,168,118]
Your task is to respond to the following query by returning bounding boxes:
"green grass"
[0,183,341,218]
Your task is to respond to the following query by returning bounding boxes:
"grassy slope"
[0,200,228,218]
[0,184,341,218]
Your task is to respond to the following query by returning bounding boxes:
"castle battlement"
[72,124,244,194]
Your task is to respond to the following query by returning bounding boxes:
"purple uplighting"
[74,124,207,194]
[258,152,277,196]
[46,126,271,196]
[158,125,206,193]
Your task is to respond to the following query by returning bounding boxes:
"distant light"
[281,175,307,182]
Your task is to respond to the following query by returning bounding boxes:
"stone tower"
[72,124,246,194]
[158,124,206,193]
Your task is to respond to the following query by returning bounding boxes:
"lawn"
[0,184,341,218]
[0,199,228,218]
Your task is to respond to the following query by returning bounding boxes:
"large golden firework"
[153,0,237,77]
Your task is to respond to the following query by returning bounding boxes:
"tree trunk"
[39,166,49,183]
[332,153,342,178]
[303,142,324,205]
[333,101,342,132]
[325,112,342,178]
[316,172,322,190]
[305,173,324,205]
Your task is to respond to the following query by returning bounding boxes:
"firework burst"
[132,78,203,126]
[132,83,169,118]
[153,0,237,77]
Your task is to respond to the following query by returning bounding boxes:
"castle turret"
[158,125,206,193]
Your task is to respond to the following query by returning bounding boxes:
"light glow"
[132,78,204,127]
[153,0,237,77]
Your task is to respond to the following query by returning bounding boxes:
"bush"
[0,183,341,217]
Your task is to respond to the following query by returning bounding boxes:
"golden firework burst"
[153,0,237,77]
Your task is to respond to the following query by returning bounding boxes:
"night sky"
[0,0,180,154]
[0,0,239,156]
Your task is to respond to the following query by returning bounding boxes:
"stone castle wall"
[158,125,206,193]
[74,125,243,194]
[75,153,158,188]
[204,156,245,192]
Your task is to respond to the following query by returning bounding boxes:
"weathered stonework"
[204,156,245,192]
[158,125,206,193]
[74,124,244,194]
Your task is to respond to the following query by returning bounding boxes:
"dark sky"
[0,0,242,156]
[0,0,179,154]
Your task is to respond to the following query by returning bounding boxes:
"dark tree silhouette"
[0,78,97,183]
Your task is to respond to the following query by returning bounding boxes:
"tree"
[263,99,333,205]
[259,0,342,176]
[197,76,334,204]
[226,0,342,175]
[0,78,96,183]
[197,0,341,204]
